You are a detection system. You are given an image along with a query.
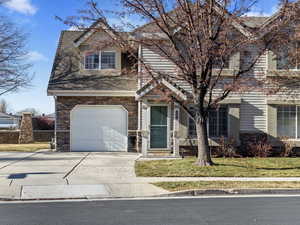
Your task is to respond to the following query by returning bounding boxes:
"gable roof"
[47,30,137,94]
[136,77,188,101]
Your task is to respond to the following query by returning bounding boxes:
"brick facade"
[55,96,138,152]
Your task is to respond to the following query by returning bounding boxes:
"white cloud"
[245,5,278,17]
[68,26,80,31]
[3,0,37,15]
[27,51,47,62]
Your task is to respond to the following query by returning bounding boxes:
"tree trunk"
[195,116,214,166]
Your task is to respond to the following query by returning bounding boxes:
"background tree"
[62,0,299,166]
[0,14,32,96]
[0,99,10,113]
[17,108,40,116]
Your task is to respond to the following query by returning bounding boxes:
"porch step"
[148,149,173,157]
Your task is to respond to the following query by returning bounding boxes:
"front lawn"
[154,181,300,192]
[135,157,300,177]
[0,142,50,152]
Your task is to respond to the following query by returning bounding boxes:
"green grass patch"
[154,181,300,192]
[135,157,300,177]
[0,142,50,152]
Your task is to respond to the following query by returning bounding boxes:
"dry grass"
[154,181,300,192]
[0,142,50,152]
[135,157,300,177]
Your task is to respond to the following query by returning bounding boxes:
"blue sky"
[0,0,279,114]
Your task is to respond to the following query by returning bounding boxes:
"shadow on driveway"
[7,172,64,179]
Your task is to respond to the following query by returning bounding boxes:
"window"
[188,106,228,138]
[84,51,116,70]
[101,52,116,69]
[277,105,300,138]
[85,53,99,70]
[212,57,230,69]
[277,42,300,70]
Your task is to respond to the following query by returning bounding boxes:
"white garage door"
[70,105,128,152]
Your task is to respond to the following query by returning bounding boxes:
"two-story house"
[48,14,300,156]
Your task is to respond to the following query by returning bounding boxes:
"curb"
[2,189,300,202]
[157,188,300,197]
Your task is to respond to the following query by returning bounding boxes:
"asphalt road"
[0,196,300,225]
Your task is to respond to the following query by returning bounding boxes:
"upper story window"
[277,42,300,70]
[85,53,99,70]
[84,51,116,70]
[101,52,116,69]
[188,106,228,138]
[212,58,230,69]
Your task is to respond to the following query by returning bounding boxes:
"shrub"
[35,117,54,130]
[215,136,239,158]
[279,137,295,157]
[248,137,272,157]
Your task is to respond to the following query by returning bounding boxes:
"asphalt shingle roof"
[47,31,137,92]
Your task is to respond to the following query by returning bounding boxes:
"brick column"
[19,112,34,144]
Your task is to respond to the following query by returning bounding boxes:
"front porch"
[136,78,185,158]
[139,101,181,158]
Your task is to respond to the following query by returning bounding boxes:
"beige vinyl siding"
[141,47,176,86]
[141,44,271,134]
[240,92,266,132]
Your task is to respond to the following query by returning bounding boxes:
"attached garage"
[70,105,128,152]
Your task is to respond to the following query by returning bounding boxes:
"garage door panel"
[70,106,128,152]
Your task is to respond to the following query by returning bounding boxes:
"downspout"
[138,44,142,131]
[137,44,142,152]
[53,96,57,151]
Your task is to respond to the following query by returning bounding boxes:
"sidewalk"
[135,177,300,182]
[0,183,168,200]
[3,176,300,200]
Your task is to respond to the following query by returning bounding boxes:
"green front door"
[150,106,168,148]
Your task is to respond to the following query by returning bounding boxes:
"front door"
[150,106,168,149]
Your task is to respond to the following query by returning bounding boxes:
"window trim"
[187,106,229,138]
[275,42,300,71]
[277,105,300,140]
[84,50,117,70]
[84,52,100,70]
[100,51,116,70]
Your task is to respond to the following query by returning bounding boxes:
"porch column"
[173,103,180,157]
[141,101,149,157]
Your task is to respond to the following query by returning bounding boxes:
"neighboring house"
[0,112,20,129]
[47,14,300,155]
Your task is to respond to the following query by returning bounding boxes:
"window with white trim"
[84,53,99,70]
[277,42,300,70]
[277,105,300,138]
[212,58,230,69]
[84,51,116,70]
[188,106,228,138]
[101,52,116,69]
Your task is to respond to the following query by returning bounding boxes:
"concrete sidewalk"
[2,151,300,200]
[0,151,168,200]
[0,183,167,200]
[135,177,300,182]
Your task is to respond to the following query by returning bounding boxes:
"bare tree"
[62,0,300,166]
[0,99,9,113]
[17,108,40,116]
[0,15,32,96]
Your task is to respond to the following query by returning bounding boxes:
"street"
[0,196,299,225]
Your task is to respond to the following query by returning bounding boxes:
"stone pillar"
[19,112,34,144]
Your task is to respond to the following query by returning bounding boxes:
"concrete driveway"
[0,151,168,199]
